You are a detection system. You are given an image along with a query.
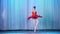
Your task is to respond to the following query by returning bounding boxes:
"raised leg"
[34,19,39,32]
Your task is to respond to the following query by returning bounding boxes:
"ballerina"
[28,6,42,32]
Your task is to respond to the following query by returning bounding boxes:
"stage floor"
[0,29,60,34]
[0,32,60,34]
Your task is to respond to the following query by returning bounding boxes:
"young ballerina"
[28,6,42,32]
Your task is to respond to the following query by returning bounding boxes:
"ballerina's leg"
[34,19,39,32]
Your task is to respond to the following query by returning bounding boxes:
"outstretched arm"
[37,15,42,18]
[27,16,32,20]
